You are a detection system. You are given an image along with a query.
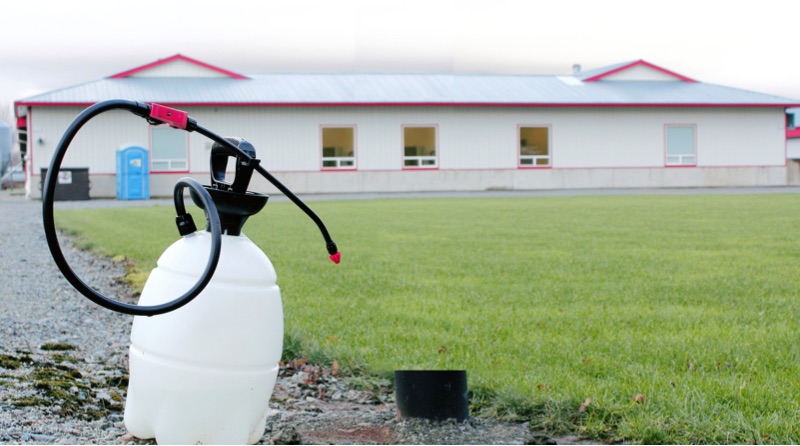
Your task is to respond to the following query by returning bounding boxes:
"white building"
[14,55,800,199]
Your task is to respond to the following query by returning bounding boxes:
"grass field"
[55,193,800,443]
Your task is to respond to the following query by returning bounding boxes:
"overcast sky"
[2,0,799,122]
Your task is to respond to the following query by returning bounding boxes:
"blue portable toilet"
[116,146,149,200]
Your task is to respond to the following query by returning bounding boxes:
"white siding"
[25,105,790,198]
[29,107,149,175]
[695,108,786,166]
[788,138,800,159]
[544,107,663,168]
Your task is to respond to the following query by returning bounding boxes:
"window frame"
[518,124,552,169]
[149,125,189,173]
[320,125,357,171]
[664,124,697,167]
[401,124,439,170]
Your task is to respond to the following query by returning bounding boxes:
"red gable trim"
[583,60,696,83]
[109,54,248,79]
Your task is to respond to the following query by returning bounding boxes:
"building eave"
[14,101,800,109]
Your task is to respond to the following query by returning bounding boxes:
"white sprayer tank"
[124,230,282,445]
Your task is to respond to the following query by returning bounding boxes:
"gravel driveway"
[0,189,135,444]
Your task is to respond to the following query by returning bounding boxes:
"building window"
[665,125,696,166]
[151,126,188,171]
[403,126,437,168]
[519,126,550,167]
[321,126,356,169]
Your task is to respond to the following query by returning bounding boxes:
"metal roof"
[15,61,800,108]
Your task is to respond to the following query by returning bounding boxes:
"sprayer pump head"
[189,137,268,236]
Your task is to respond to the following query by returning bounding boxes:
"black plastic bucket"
[394,370,469,421]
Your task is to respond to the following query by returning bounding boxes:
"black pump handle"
[210,137,258,194]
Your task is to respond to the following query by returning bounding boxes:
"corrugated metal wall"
[25,105,789,198]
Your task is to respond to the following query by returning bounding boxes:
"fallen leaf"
[438,345,447,354]
[632,394,646,404]
[579,397,592,412]
[331,360,341,376]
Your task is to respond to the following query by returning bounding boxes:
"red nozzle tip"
[330,252,341,264]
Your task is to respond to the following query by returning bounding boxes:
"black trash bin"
[41,167,90,201]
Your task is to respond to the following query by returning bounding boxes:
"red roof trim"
[14,101,800,109]
[583,60,696,83]
[108,54,248,79]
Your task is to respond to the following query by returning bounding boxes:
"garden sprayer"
[42,99,340,444]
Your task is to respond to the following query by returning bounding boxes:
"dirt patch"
[260,360,593,445]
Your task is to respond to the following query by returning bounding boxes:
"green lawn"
[56,193,800,443]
